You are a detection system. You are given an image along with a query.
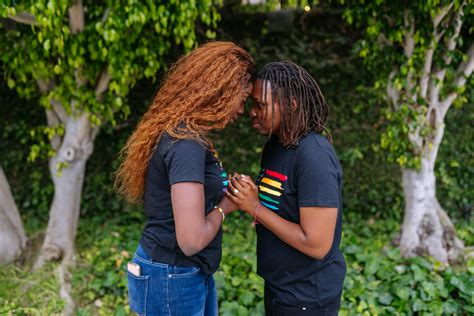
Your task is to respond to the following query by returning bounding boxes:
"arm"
[172,184,238,257]
[164,137,237,257]
[226,176,337,259]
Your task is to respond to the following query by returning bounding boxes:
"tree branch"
[74,69,88,87]
[439,43,474,116]
[36,78,53,94]
[68,0,84,34]
[443,1,465,64]
[403,10,416,101]
[95,70,112,99]
[45,107,63,151]
[101,8,111,24]
[387,69,400,106]
[433,2,453,28]
[435,1,466,87]
[8,12,37,26]
[420,45,435,99]
[403,10,415,59]
[420,5,453,99]
[36,78,68,125]
[377,33,392,48]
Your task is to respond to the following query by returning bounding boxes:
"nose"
[249,107,256,117]
[238,104,245,114]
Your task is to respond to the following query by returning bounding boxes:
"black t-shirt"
[256,132,346,307]
[139,133,228,275]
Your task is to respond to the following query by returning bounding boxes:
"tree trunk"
[399,152,464,263]
[0,166,27,265]
[34,113,95,268]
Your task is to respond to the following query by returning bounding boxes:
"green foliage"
[341,0,474,168]
[0,263,64,314]
[72,211,143,315]
[235,0,311,13]
[340,214,473,315]
[217,5,405,219]
[380,104,423,169]
[2,3,471,230]
[0,214,472,314]
[217,213,264,315]
[436,100,474,217]
[0,0,220,160]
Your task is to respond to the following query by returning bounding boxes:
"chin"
[254,128,269,135]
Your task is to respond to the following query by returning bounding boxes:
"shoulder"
[154,133,209,164]
[298,131,332,151]
[295,132,341,170]
[160,133,207,152]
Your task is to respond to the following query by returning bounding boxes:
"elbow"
[308,245,332,260]
[177,237,205,257]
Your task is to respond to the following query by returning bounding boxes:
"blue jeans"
[127,244,218,316]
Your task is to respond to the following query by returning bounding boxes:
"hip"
[127,244,216,315]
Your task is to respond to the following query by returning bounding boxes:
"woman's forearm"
[254,206,329,259]
[185,198,234,256]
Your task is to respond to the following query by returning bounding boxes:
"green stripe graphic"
[259,193,280,204]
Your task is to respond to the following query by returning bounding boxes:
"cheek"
[262,109,273,126]
[231,102,240,114]
[257,109,267,122]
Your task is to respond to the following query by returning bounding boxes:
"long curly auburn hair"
[114,42,255,203]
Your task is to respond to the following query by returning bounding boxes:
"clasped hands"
[224,172,260,215]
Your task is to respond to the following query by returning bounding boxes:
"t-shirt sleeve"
[162,138,206,185]
[296,147,340,208]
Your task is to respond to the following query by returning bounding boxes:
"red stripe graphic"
[265,169,288,181]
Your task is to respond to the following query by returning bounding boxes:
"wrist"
[245,201,260,214]
[213,205,226,222]
[219,197,236,215]
[251,202,261,226]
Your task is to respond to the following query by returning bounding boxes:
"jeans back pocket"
[169,266,201,278]
[127,271,150,315]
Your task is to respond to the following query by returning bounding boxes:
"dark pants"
[264,291,341,316]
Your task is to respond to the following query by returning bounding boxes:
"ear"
[291,98,297,111]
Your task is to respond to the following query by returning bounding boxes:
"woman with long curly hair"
[115,42,254,315]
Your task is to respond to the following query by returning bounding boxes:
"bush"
[340,214,473,315]
[2,214,471,315]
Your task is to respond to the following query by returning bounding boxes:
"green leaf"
[378,293,393,305]
[7,78,15,89]
[43,39,51,52]
[395,287,409,301]
[239,291,255,306]
[53,65,61,74]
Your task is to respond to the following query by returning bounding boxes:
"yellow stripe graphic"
[259,185,282,197]
[261,177,283,190]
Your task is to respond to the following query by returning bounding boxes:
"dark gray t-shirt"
[139,133,228,275]
[256,132,346,307]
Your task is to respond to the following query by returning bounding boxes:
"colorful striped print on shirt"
[257,168,287,211]
[211,147,228,192]
[221,171,228,192]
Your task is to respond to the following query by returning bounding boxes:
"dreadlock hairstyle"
[115,42,255,204]
[256,61,331,147]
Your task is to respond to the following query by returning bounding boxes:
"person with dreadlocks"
[114,42,254,315]
[226,61,345,315]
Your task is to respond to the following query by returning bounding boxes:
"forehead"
[251,79,272,100]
